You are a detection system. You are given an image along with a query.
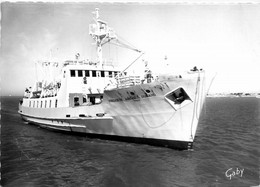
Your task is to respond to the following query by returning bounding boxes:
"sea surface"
[1,96,259,187]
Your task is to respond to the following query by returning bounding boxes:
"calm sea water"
[1,96,259,187]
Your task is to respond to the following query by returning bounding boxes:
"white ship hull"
[18,9,211,150]
[19,72,206,150]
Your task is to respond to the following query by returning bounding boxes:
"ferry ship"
[19,8,209,150]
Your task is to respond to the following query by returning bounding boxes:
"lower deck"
[20,113,193,150]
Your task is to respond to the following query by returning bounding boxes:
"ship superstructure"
[19,8,208,150]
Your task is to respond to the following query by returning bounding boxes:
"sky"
[1,1,260,96]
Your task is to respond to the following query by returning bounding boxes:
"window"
[78,70,83,77]
[74,97,79,106]
[55,99,58,108]
[41,101,43,108]
[109,71,113,77]
[37,101,39,108]
[85,70,90,77]
[90,96,95,105]
[101,71,105,77]
[33,101,35,108]
[29,101,31,107]
[92,70,97,77]
[70,70,76,77]
[83,95,87,103]
[45,100,47,108]
[83,77,87,84]
[49,100,52,108]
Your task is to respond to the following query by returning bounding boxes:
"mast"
[89,8,117,67]
[89,8,143,73]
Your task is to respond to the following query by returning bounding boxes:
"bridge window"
[41,101,43,108]
[85,70,90,77]
[101,71,105,77]
[55,99,58,107]
[70,70,76,77]
[92,70,97,77]
[45,100,47,108]
[78,70,83,77]
[29,101,31,107]
[49,100,52,108]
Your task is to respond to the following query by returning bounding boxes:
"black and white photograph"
[1,0,259,186]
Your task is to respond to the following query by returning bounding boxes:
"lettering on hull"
[108,86,157,102]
